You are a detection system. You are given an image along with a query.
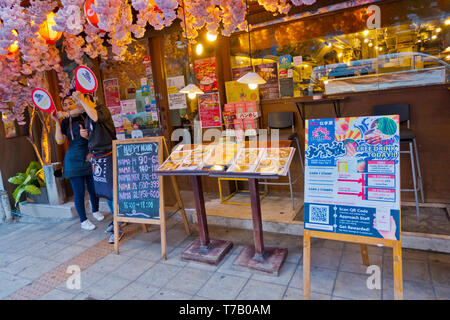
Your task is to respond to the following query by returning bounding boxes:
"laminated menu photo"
[158,149,192,171]
[227,148,264,174]
[159,144,216,171]
[203,143,241,167]
[255,147,295,176]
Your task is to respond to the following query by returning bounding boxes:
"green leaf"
[37,177,46,188]
[24,185,42,195]
[8,174,25,185]
[26,161,41,176]
[22,175,32,186]
[12,186,26,207]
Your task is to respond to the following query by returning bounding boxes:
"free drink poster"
[304,115,401,240]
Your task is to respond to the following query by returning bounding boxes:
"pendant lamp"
[237,0,266,90]
[179,0,204,100]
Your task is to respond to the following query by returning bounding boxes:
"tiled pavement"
[0,213,449,300]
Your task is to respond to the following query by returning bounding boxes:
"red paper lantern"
[7,30,19,54]
[84,0,105,32]
[38,12,62,45]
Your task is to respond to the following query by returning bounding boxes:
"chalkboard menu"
[113,137,163,221]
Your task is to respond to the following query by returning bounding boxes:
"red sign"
[74,66,98,93]
[31,88,56,115]
[83,0,105,32]
[142,56,151,65]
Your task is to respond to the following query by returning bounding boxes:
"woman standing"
[51,94,105,230]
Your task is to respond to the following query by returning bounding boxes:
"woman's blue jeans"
[69,175,99,223]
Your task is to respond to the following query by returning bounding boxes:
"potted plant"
[8,161,47,207]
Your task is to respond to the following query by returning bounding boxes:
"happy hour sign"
[115,140,161,220]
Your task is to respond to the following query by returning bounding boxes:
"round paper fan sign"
[74,66,98,93]
[31,88,56,114]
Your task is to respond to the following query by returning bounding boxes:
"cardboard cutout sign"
[74,66,98,93]
[31,88,56,114]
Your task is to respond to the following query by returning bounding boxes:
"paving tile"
[285,246,302,264]
[185,253,229,273]
[159,247,189,268]
[191,295,212,300]
[0,272,31,299]
[237,280,286,300]
[57,270,106,292]
[310,247,342,270]
[340,251,382,274]
[429,262,450,287]
[321,239,345,251]
[138,242,175,262]
[0,252,27,268]
[110,257,155,281]
[136,263,183,288]
[84,253,130,274]
[17,259,61,280]
[333,271,381,300]
[384,257,430,282]
[434,285,450,300]
[197,273,248,300]
[383,278,436,300]
[110,282,159,300]
[398,248,429,261]
[283,287,330,300]
[217,253,253,279]
[50,245,89,263]
[152,288,194,300]
[39,288,77,300]
[3,255,49,276]
[31,243,69,260]
[165,225,191,247]
[165,267,213,295]
[289,265,337,295]
[250,261,297,286]
[132,228,162,243]
[84,275,132,300]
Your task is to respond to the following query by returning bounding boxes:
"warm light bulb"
[248,83,258,90]
[338,53,343,58]
[364,38,369,43]
[431,35,437,40]
[436,28,442,33]
[363,30,369,36]
[368,42,373,47]
[188,92,196,99]
[206,32,217,42]
[196,43,203,55]
[445,19,450,26]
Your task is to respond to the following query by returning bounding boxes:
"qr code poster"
[304,116,400,240]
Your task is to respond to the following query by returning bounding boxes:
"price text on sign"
[115,142,160,220]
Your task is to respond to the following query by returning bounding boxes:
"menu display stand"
[157,140,294,274]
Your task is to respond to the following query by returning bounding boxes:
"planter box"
[43,163,66,205]
[26,187,48,204]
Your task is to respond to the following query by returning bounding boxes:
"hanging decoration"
[38,12,63,44]
[0,0,317,123]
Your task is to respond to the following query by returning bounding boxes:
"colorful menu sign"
[198,92,221,128]
[194,57,217,92]
[304,115,400,240]
[114,138,162,220]
[255,63,279,100]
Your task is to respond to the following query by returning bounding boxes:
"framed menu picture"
[194,57,218,93]
[198,92,221,128]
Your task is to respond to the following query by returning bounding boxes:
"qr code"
[309,205,329,224]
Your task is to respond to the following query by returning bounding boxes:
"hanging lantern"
[84,0,105,32]
[38,12,62,44]
[7,30,19,54]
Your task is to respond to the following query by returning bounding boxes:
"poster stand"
[302,226,403,300]
[112,137,190,259]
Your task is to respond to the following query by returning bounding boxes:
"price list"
[116,142,160,219]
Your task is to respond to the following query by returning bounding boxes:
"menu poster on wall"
[194,57,218,92]
[304,115,401,240]
[167,76,187,110]
[120,99,137,115]
[231,66,253,81]
[280,78,294,98]
[103,78,121,108]
[225,80,259,103]
[278,55,292,78]
[255,63,279,100]
[198,92,221,128]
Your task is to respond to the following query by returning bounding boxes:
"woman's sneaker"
[108,230,124,243]
[105,221,124,233]
[92,211,104,221]
[81,219,96,231]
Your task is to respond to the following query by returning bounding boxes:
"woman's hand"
[80,124,89,139]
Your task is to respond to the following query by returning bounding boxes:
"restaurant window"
[163,29,216,129]
[229,0,450,99]
[98,39,159,139]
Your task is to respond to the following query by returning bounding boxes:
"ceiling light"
[196,43,203,55]
[206,31,217,42]
[179,84,204,100]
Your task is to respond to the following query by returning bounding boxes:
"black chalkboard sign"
[113,137,164,222]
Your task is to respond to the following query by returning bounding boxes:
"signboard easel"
[113,137,190,259]
[303,115,403,300]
